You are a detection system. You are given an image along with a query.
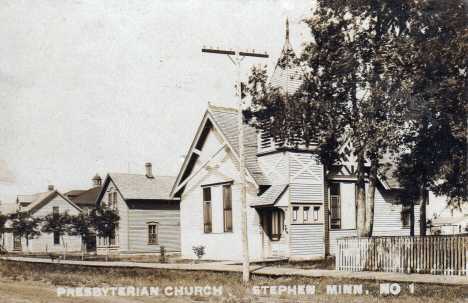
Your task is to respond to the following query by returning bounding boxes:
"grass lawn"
[0,260,466,302]
[10,252,212,263]
[252,256,336,270]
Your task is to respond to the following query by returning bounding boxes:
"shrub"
[192,246,205,260]
[159,245,167,263]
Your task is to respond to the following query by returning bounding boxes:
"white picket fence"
[336,235,468,275]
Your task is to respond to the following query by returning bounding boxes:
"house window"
[148,223,158,244]
[223,185,233,232]
[330,183,341,229]
[293,207,299,222]
[53,207,60,245]
[108,192,118,210]
[270,210,284,241]
[109,231,116,246]
[203,187,212,233]
[304,207,309,222]
[402,205,411,227]
[314,206,320,222]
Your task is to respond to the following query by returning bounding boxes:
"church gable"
[172,109,261,197]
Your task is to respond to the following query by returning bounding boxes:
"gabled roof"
[17,191,53,207]
[64,190,87,198]
[16,194,39,205]
[251,184,288,207]
[269,19,305,96]
[98,173,177,202]
[171,106,271,197]
[70,186,102,206]
[210,107,270,186]
[0,203,18,215]
[335,137,400,190]
[20,190,82,214]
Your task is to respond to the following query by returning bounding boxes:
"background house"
[427,193,468,235]
[0,203,19,253]
[65,173,103,215]
[15,185,82,253]
[95,163,180,255]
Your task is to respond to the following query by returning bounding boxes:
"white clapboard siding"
[180,126,262,261]
[290,184,323,204]
[28,194,82,253]
[290,224,324,258]
[97,180,128,254]
[128,206,180,253]
[257,152,287,184]
[329,185,422,254]
[373,188,421,236]
[289,152,323,204]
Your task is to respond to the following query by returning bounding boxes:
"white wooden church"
[172,21,420,261]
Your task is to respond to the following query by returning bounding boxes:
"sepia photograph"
[0,0,467,302]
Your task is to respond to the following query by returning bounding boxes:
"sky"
[0,0,315,204]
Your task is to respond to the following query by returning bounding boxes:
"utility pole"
[202,46,268,282]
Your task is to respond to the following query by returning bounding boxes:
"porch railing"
[336,235,468,275]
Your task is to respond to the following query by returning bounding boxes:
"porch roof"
[251,184,288,207]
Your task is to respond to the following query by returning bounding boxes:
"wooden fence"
[336,235,468,275]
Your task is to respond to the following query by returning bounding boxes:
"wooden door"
[269,209,286,257]
[13,232,21,251]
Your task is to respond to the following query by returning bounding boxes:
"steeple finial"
[286,17,289,41]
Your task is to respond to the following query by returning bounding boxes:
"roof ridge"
[111,172,176,178]
[209,105,237,114]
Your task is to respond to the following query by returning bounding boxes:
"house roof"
[269,19,305,96]
[104,173,177,201]
[70,186,102,206]
[64,190,87,197]
[251,184,288,207]
[379,151,400,189]
[0,203,18,215]
[210,107,270,186]
[432,216,468,225]
[16,194,39,205]
[17,191,54,208]
[20,190,81,214]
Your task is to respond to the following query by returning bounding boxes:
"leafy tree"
[10,214,41,255]
[90,204,119,261]
[247,0,467,237]
[67,213,94,260]
[41,211,71,250]
[0,214,8,231]
[393,0,468,235]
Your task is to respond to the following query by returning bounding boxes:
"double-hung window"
[401,205,411,227]
[203,187,212,233]
[223,185,232,232]
[303,207,309,222]
[108,192,118,210]
[330,183,341,229]
[53,207,60,245]
[148,223,158,244]
[293,207,299,222]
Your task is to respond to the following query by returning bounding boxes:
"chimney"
[48,185,54,191]
[145,162,154,178]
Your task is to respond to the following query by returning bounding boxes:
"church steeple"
[268,18,305,96]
